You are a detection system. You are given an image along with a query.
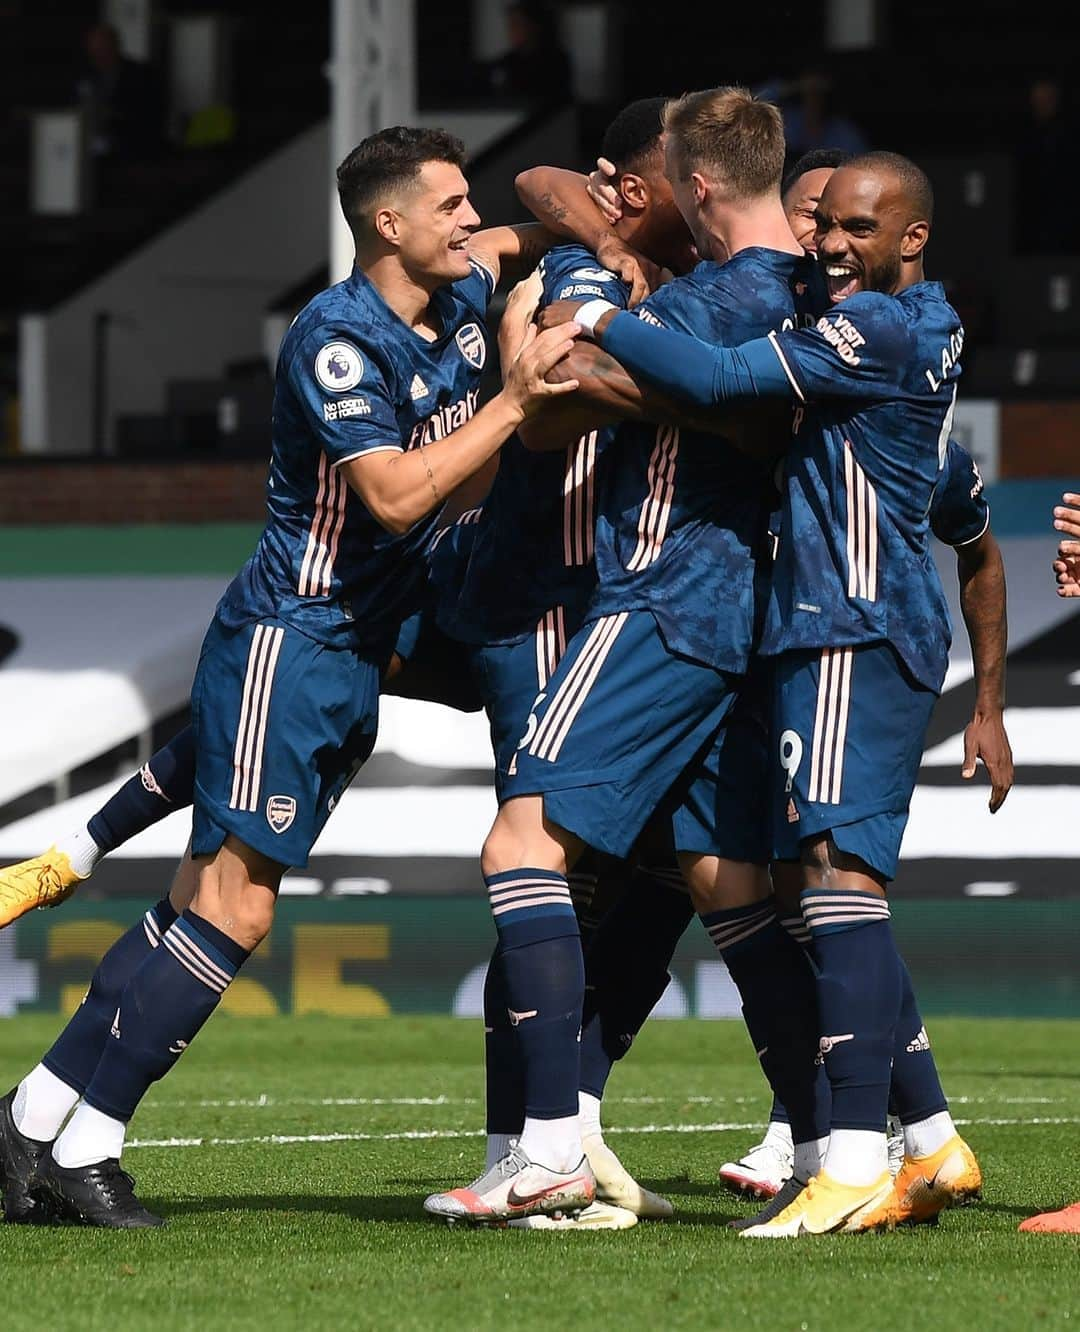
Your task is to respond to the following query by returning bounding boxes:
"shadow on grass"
[976,1200,1068,1220]
[644,1176,731,1198]
[147,1193,425,1223]
[148,1189,752,1229]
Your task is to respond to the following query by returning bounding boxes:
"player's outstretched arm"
[518,337,749,452]
[341,324,580,534]
[955,527,1013,812]
[514,164,661,306]
[1052,492,1080,597]
[583,305,795,409]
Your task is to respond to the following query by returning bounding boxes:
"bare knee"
[481,796,579,877]
[191,835,283,951]
[481,813,522,877]
[679,853,770,914]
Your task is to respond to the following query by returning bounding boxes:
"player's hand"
[499,269,544,367]
[1053,492,1080,539]
[502,322,580,419]
[587,157,622,224]
[1053,541,1080,596]
[1052,493,1080,596]
[594,235,663,307]
[961,709,1013,812]
[536,298,587,333]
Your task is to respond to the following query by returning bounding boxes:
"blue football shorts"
[502,608,742,859]
[661,653,771,864]
[770,639,936,880]
[190,613,380,868]
[471,602,586,801]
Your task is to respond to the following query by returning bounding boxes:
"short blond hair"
[663,86,786,200]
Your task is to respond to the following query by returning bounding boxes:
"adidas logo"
[906,1026,931,1053]
[786,797,799,824]
[110,1007,121,1039]
[409,373,429,401]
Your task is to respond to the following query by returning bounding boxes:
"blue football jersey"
[762,281,963,691]
[930,439,989,547]
[443,244,630,644]
[589,248,821,674]
[217,260,495,657]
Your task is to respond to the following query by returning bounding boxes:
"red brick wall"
[1000,403,1080,479]
[0,460,268,524]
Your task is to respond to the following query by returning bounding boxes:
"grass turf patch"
[1,1015,1078,1331]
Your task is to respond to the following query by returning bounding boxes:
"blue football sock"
[701,897,829,1148]
[81,909,249,1122]
[578,864,694,1099]
[802,887,903,1133]
[42,895,178,1094]
[485,868,583,1121]
[482,944,525,1135]
[88,728,196,853]
[768,908,814,1130]
[768,1095,790,1125]
[778,910,812,949]
[890,958,949,1125]
[567,859,601,952]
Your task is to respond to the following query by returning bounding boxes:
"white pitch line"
[160,1093,737,1111]
[949,1096,1064,1106]
[162,1095,475,1109]
[126,1116,1080,1152]
[152,1091,1065,1112]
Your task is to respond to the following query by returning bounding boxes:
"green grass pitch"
[2,1014,1078,1331]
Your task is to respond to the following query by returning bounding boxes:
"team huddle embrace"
[0,86,1016,1237]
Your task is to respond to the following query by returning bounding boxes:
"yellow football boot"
[739,1169,895,1237]
[855,1135,982,1229]
[0,848,84,929]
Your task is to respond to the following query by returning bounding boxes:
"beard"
[867,249,902,294]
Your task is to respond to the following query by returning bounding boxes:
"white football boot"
[423,1144,595,1224]
[583,1133,673,1218]
[508,1200,638,1230]
[718,1120,793,1199]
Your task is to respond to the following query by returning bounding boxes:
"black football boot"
[0,1088,54,1223]
[34,1153,165,1228]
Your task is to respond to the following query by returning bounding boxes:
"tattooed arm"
[514,165,661,306]
[518,338,777,455]
[469,223,561,287]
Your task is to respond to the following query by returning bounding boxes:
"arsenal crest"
[266,794,297,834]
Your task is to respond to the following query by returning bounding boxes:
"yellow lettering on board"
[292,924,390,1016]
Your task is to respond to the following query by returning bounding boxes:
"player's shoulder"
[281,277,394,386]
[898,281,964,353]
[636,259,724,323]
[640,250,802,333]
[824,288,904,323]
[814,289,916,356]
[541,244,628,304]
[446,258,497,322]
